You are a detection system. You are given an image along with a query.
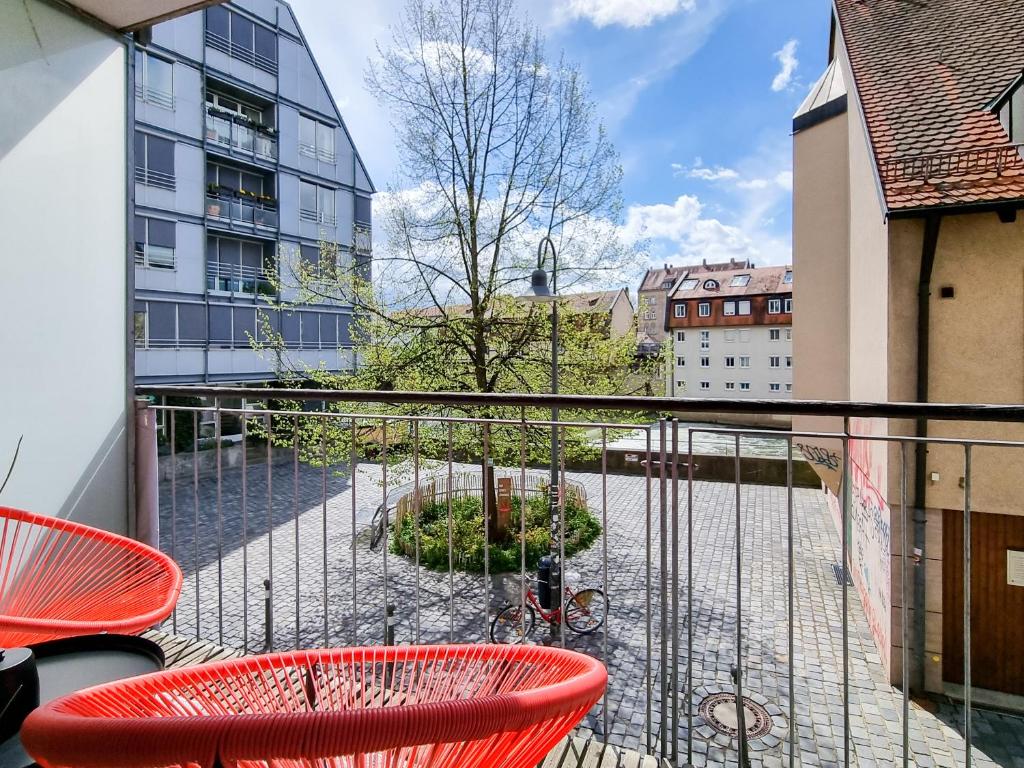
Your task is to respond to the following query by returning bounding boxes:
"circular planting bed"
[390,472,601,573]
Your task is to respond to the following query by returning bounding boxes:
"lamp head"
[524,267,555,302]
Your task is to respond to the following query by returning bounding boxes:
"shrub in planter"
[391,492,601,574]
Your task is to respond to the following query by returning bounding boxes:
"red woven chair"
[23,644,607,768]
[0,506,182,647]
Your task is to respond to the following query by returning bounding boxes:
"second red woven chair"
[24,643,607,768]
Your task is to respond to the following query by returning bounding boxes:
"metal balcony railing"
[134,243,175,270]
[880,143,1024,184]
[205,30,277,75]
[299,207,337,227]
[134,166,175,191]
[206,261,276,297]
[135,386,1024,768]
[135,82,174,110]
[206,110,277,160]
[206,190,278,230]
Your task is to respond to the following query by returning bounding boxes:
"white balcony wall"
[0,0,128,532]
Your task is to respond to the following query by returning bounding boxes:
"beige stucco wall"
[610,291,635,338]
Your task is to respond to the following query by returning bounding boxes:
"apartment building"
[665,266,792,399]
[132,1,373,384]
[793,0,1024,697]
[636,259,751,354]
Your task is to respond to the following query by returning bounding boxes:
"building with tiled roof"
[636,259,752,348]
[792,0,1024,699]
[664,264,792,400]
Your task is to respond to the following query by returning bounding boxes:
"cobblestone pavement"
[159,458,1022,766]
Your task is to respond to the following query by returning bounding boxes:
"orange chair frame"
[24,644,607,768]
[0,506,182,648]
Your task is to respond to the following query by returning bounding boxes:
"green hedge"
[391,493,601,573]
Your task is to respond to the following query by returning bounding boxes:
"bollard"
[262,579,273,653]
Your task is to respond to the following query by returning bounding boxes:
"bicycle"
[489,573,607,644]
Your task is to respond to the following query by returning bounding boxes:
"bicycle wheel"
[489,603,536,644]
[564,588,607,634]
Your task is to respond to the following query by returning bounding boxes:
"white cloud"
[676,158,739,181]
[557,0,695,28]
[771,38,799,92]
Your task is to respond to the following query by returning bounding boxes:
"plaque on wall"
[1009,549,1024,588]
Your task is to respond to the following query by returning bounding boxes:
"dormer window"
[729,274,750,287]
[679,278,699,290]
[660,279,676,289]
[995,74,1024,143]
[703,279,720,291]
[783,270,793,284]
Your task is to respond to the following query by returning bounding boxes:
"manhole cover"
[697,692,773,740]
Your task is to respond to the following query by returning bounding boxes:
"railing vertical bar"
[381,419,390,643]
[734,434,748,767]
[241,412,248,652]
[482,422,491,640]
[900,440,910,768]
[670,418,680,764]
[559,424,567,649]
[787,435,795,768]
[321,419,329,647]
[645,426,653,756]
[963,443,973,768]
[170,405,177,634]
[350,417,357,646]
[520,411,528,642]
[447,422,455,643]
[686,425,694,765]
[842,417,851,767]
[293,414,300,650]
[658,418,668,758]
[193,410,200,641]
[265,412,273,652]
[215,398,223,646]
[601,425,610,738]
[413,419,421,644]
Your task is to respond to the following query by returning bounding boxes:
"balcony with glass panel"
[206,187,278,231]
[206,108,277,161]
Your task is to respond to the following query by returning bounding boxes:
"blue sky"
[292,0,831,270]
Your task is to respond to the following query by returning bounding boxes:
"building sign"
[1009,549,1024,588]
[625,454,639,463]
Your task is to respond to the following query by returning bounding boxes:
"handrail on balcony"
[880,143,1024,184]
[206,188,278,230]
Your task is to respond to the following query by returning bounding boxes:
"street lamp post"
[526,236,561,637]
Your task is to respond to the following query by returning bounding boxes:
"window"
[770,356,781,368]
[769,383,781,392]
[700,356,710,368]
[785,329,792,341]
[676,356,685,367]
[206,6,277,73]
[768,298,781,314]
[674,303,687,318]
[998,80,1024,143]
[355,195,372,225]
[207,91,265,125]
[730,274,750,287]
[785,383,792,392]
[299,116,337,163]
[724,330,736,342]
[740,356,750,368]
[725,382,735,391]
[737,300,751,316]
[207,236,273,296]
[724,356,735,368]
[723,301,736,316]
[660,279,675,289]
[679,278,699,290]
[300,181,337,225]
[134,216,176,269]
[134,311,147,347]
[769,328,781,341]
[786,356,792,368]
[785,298,793,313]
[135,50,173,109]
[738,329,750,342]
[134,131,175,190]
[677,380,685,389]
[700,381,711,391]
[703,279,719,290]
[700,330,710,350]
[783,270,793,284]
[739,382,751,391]
[676,331,685,342]
[698,302,711,317]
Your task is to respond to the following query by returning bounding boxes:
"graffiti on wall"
[824,418,892,672]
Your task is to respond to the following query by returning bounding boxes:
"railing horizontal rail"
[137,385,1024,422]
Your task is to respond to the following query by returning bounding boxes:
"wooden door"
[943,510,1024,694]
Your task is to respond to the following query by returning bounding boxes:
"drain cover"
[697,692,773,740]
